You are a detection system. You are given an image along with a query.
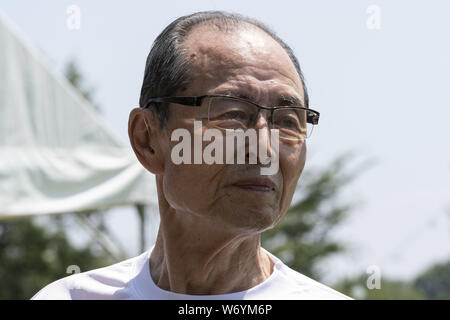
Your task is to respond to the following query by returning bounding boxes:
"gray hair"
[139,11,309,125]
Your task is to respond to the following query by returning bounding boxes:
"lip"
[231,177,277,192]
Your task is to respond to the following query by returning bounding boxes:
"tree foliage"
[262,152,371,280]
[0,219,113,299]
[64,60,100,112]
[414,260,450,299]
[335,275,426,300]
[334,258,450,299]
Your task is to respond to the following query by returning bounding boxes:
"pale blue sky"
[1,0,449,284]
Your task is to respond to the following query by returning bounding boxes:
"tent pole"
[136,204,146,253]
[74,213,126,261]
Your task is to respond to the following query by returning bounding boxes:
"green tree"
[262,152,372,280]
[414,260,450,299]
[0,219,113,299]
[333,256,450,299]
[64,60,100,112]
[335,275,425,300]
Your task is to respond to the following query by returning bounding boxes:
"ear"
[128,108,165,175]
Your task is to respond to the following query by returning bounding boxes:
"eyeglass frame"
[143,94,320,127]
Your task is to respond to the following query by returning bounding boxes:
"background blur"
[0,0,449,299]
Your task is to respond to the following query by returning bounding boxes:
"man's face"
[157,24,307,234]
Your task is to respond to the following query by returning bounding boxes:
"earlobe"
[128,108,164,174]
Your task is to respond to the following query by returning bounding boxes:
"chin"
[221,204,280,234]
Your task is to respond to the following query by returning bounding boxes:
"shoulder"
[263,249,353,300]
[31,252,147,300]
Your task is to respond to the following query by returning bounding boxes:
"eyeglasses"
[144,94,320,141]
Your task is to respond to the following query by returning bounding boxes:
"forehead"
[182,23,303,100]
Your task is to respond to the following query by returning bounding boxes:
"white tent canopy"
[0,12,157,220]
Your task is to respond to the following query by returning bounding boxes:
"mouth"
[232,178,277,192]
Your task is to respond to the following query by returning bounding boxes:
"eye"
[273,111,301,130]
[278,117,299,128]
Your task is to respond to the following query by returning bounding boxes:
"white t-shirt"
[31,247,352,300]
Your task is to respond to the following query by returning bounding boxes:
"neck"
[149,179,274,295]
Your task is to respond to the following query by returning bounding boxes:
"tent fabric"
[0,12,157,220]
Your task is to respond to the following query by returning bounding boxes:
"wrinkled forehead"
[182,23,303,96]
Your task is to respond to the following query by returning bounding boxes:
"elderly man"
[32,11,350,300]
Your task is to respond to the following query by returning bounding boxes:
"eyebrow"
[215,90,305,107]
[278,95,305,107]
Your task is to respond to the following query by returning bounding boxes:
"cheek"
[161,120,228,214]
[162,162,224,214]
[278,142,307,214]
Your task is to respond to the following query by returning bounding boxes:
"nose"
[250,110,273,164]
[253,109,272,129]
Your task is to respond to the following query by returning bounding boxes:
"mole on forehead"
[185,33,249,63]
